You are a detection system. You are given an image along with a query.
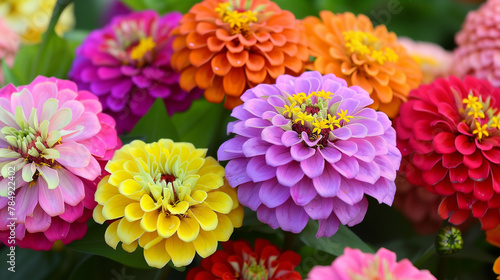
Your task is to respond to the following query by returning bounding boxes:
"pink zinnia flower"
[307,247,436,280]
[0,76,119,250]
[69,10,202,134]
[0,18,20,85]
[218,71,401,237]
[452,0,500,86]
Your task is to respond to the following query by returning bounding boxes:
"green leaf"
[170,99,231,153]
[66,222,151,269]
[32,31,75,79]
[0,246,67,279]
[129,98,180,142]
[10,44,37,85]
[121,0,201,14]
[121,0,149,11]
[299,221,374,257]
[1,60,20,86]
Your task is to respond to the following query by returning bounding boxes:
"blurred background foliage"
[75,0,482,49]
[2,0,498,279]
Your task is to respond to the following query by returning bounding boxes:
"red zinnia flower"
[396,76,500,230]
[186,239,302,280]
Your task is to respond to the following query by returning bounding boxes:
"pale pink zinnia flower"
[398,37,452,84]
[0,76,120,250]
[451,0,500,86]
[307,247,436,280]
[0,18,20,85]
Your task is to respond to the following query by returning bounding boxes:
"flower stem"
[413,244,435,268]
[31,0,74,79]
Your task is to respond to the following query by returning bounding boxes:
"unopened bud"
[435,226,463,255]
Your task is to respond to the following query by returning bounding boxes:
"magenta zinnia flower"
[307,247,436,280]
[218,71,401,237]
[69,10,202,133]
[0,76,119,250]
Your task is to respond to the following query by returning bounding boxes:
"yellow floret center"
[279,90,353,146]
[461,92,499,141]
[343,30,398,64]
[215,1,259,35]
[130,37,156,60]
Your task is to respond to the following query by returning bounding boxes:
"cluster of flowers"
[1,0,500,278]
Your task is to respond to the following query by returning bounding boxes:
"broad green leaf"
[128,98,180,142]
[10,44,37,85]
[299,221,374,256]
[67,222,151,269]
[30,31,75,80]
[0,246,70,279]
[294,245,335,278]
[1,60,20,86]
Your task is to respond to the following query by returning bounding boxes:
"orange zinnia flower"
[303,12,422,118]
[171,0,308,109]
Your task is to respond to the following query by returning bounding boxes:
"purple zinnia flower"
[69,10,202,133]
[218,71,401,237]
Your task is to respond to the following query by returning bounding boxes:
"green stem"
[30,0,74,79]
[413,244,435,268]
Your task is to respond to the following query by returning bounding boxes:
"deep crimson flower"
[186,239,301,280]
[396,76,500,230]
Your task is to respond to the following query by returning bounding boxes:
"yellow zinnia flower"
[0,0,75,43]
[93,139,244,268]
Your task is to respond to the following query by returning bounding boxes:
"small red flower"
[396,76,500,230]
[186,239,302,280]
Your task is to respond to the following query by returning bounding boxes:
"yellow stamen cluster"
[282,90,353,137]
[343,30,398,64]
[215,2,258,35]
[462,93,499,141]
[130,37,156,61]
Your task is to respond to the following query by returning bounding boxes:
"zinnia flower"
[93,139,244,268]
[395,76,500,230]
[171,0,308,109]
[69,11,202,134]
[0,0,75,44]
[452,0,500,86]
[0,18,20,86]
[218,71,401,237]
[0,76,119,250]
[398,37,453,84]
[307,247,436,280]
[186,239,302,280]
[303,11,422,118]
[487,224,500,248]
[495,257,500,280]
